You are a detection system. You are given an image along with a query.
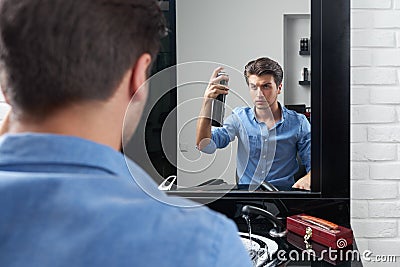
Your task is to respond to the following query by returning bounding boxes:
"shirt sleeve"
[297,115,311,172]
[200,113,239,154]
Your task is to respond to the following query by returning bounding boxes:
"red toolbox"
[286,214,353,249]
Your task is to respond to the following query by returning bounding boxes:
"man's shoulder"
[232,106,251,113]
[282,106,300,116]
[0,170,242,266]
[231,106,253,119]
[0,169,229,225]
[282,106,308,123]
[0,135,249,266]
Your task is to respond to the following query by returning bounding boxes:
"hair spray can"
[211,71,229,127]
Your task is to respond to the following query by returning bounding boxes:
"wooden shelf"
[299,80,311,86]
[299,50,311,55]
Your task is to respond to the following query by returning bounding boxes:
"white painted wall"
[284,15,311,106]
[350,0,400,265]
[176,0,310,186]
[0,87,10,123]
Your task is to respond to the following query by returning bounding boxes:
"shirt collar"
[250,102,287,126]
[277,102,287,125]
[0,133,130,177]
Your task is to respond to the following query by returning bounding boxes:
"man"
[196,57,311,191]
[0,0,251,266]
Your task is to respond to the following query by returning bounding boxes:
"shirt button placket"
[261,125,268,176]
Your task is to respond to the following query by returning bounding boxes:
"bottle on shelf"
[299,67,311,86]
[299,38,310,55]
[303,67,309,81]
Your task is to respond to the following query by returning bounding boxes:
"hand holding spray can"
[211,71,229,127]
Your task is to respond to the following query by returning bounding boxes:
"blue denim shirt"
[202,104,311,190]
[0,133,251,267]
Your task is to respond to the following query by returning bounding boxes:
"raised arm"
[195,67,229,150]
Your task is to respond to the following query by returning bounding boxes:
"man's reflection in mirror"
[196,57,311,191]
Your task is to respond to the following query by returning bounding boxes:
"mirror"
[125,0,313,193]
[176,0,311,191]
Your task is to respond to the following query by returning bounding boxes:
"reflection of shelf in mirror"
[299,80,311,86]
[299,50,311,55]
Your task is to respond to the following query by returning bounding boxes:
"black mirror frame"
[311,0,350,198]
[160,0,351,200]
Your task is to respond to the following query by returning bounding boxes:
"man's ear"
[277,83,283,94]
[0,82,11,105]
[129,53,152,100]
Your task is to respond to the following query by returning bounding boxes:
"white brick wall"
[352,219,397,237]
[352,30,396,47]
[374,11,400,28]
[351,87,370,104]
[370,87,400,104]
[352,49,373,66]
[397,32,400,47]
[351,0,400,263]
[369,201,400,217]
[351,68,397,84]
[370,163,400,179]
[374,50,400,66]
[352,143,397,161]
[352,182,398,199]
[351,162,370,179]
[369,126,400,142]
[351,12,374,29]
[351,200,369,218]
[352,0,392,9]
[351,125,368,142]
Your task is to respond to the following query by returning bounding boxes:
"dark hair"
[0,0,166,117]
[244,57,283,86]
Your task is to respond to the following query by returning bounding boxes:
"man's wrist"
[202,97,213,105]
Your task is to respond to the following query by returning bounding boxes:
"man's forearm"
[196,98,213,150]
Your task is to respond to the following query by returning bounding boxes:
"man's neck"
[8,103,124,151]
[255,101,282,125]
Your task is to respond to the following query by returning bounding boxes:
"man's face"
[248,74,282,110]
